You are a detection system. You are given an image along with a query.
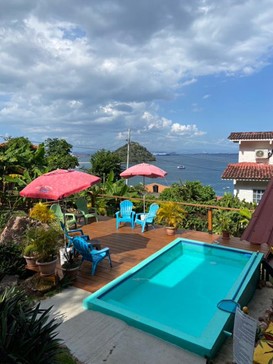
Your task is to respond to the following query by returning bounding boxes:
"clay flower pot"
[36,257,58,276]
[165,227,177,236]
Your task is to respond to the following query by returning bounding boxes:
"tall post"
[208,208,213,234]
[126,128,131,185]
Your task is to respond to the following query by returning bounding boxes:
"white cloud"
[0,1,272,151]
[171,123,205,136]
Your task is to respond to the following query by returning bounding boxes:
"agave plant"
[0,286,63,363]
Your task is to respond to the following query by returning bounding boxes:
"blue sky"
[0,1,273,154]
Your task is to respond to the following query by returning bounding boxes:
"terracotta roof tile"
[222,163,273,181]
[228,132,273,141]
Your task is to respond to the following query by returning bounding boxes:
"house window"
[153,185,159,193]
[253,189,264,204]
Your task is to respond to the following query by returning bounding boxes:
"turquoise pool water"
[84,239,263,358]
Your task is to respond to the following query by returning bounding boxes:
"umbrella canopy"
[120,163,167,212]
[120,163,167,179]
[20,169,101,200]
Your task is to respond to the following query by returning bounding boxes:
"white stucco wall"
[234,180,269,202]
[238,141,273,164]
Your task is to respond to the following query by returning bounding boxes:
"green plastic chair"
[76,197,98,224]
[50,203,77,229]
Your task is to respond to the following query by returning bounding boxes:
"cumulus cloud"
[0,0,272,151]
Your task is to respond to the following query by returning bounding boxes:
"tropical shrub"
[156,202,186,228]
[0,287,63,364]
[159,181,216,232]
[29,202,55,223]
[213,210,238,235]
[0,243,25,279]
[23,225,63,263]
[214,193,256,237]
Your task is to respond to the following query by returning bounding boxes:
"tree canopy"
[90,149,122,181]
[160,181,216,203]
[44,138,79,170]
[0,137,46,177]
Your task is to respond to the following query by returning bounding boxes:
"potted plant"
[156,202,186,235]
[25,224,63,276]
[213,210,234,239]
[22,243,38,269]
[60,247,81,280]
[23,203,64,276]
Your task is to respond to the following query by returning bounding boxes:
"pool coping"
[83,238,263,358]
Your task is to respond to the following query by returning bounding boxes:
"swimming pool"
[83,238,263,359]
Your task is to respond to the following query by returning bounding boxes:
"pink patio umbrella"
[20,168,101,250]
[120,163,167,212]
[20,169,100,200]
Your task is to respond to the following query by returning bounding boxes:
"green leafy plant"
[213,209,244,237]
[213,210,233,234]
[24,225,63,263]
[0,286,63,363]
[0,243,25,279]
[156,202,186,229]
[61,248,81,270]
[239,207,253,226]
[23,243,38,257]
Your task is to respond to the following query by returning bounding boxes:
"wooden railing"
[95,194,253,234]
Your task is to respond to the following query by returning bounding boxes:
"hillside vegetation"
[115,141,156,163]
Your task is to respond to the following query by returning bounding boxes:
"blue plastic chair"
[72,236,112,275]
[60,221,101,250]
[115,200,136,229]
[134,203,159,233]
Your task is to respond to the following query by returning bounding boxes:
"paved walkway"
[41,287,205,364]
[41,286,272,364]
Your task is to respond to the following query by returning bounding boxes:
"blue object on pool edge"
[83,238,263,359]
[217,299,240,313]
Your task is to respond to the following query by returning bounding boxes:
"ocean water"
[77,153,237,196]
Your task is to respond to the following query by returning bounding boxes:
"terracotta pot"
[222,230,230,240]
[165,227,176,236]
[24,255,38,269]
[36,258,58,276]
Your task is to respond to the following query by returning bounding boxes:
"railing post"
[208,208,213,234]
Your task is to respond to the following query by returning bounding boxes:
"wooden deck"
[71,218,269,293]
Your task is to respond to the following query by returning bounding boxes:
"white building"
[222,131,273,203]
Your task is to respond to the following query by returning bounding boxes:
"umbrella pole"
[63,200,67,247]
[143,176,146,213]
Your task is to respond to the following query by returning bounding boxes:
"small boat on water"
[177,165,185,169]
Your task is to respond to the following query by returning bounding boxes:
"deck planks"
[71,218,269,293]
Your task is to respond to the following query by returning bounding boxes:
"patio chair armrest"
[65,212,76,218]
[135,213,147,219]
[115,211,120,217]
[92,247,109,255]
[68,228,84,234]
